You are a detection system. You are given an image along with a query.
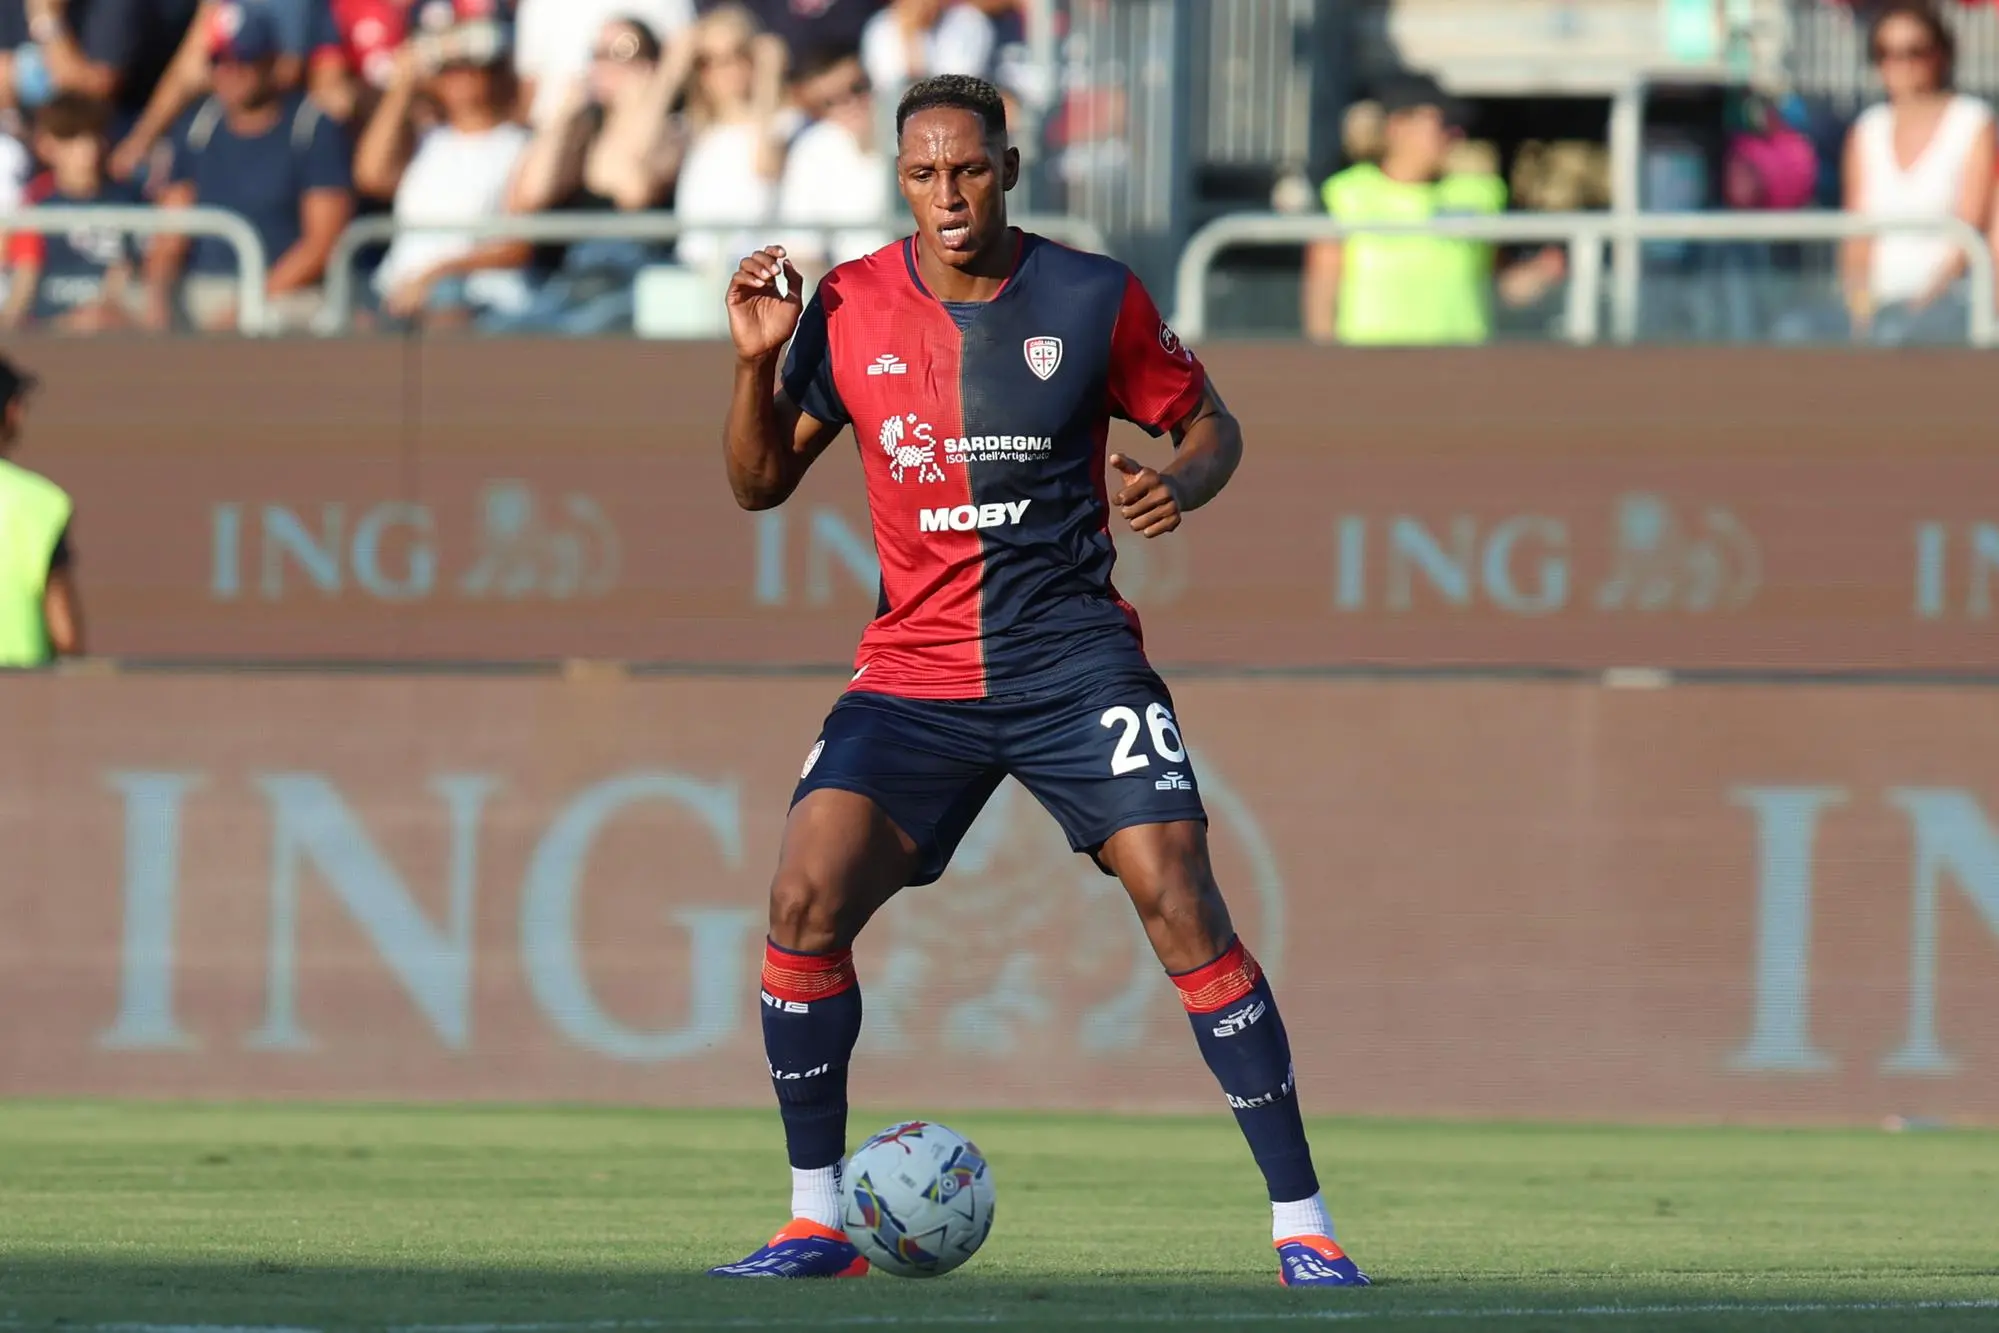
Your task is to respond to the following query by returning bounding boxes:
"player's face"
[897,108,1019,268]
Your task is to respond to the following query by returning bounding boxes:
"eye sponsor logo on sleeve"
[867,354,909,376]
[1024,336,1063,381]
[1158,321,1194,363]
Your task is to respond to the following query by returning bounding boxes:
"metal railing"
[0,204,271,334]
[1170,211,1999,346]
[319,213,1113,335]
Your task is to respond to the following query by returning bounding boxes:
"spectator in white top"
[859,0,991,96]
[514,0,692,126]
[493,14,683,334]
[671,2,786,271]
[354,8,533,330]
[1839,1,1994,343]
[777,45,890,280]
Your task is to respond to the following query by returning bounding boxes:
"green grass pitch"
[0,1104,1994,1332]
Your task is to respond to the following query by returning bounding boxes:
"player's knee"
[767,871,849,954]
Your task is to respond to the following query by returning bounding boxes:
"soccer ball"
[840,1120,995,1278]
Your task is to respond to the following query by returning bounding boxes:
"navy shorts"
[793,668,1209,886]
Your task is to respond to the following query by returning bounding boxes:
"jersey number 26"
[1100,703,1187,775]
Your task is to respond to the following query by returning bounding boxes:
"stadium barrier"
[316,213,1114,336]
[16,339,1998,672]
[1168,210,1999,346]
[2,669,1995,1121]
[0,204,271,332]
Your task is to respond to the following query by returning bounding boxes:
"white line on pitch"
[394,1298,1999,1330]
[2,1302,1993,1333]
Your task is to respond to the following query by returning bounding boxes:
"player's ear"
[1002,144,1021,192]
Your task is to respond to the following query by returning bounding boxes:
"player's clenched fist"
[1110,453,1186,539]
[727,246,804,362]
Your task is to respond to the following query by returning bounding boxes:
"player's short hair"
[896,74,1007,144]
[35,92,111,142]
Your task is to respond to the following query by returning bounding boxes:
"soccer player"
[710,74,1369,1289]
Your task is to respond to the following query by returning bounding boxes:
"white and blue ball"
[840,1121,995,1278]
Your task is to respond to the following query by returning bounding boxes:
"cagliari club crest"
[1023,336,1063,381]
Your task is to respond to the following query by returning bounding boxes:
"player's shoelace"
[1275,1236,1371,1287]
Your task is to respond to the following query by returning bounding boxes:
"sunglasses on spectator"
[593,31,653,63]
[1873,41,1937,64]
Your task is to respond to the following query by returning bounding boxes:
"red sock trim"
[1169,937,1263,1014]
[761,942,858,1005]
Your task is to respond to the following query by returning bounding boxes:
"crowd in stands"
[1304,1,1999,346]
[0,0,1042,334]
[0,0,1994,343]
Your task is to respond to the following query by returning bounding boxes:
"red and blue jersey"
[781,231,1206,701]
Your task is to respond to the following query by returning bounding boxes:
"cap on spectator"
[0,357,41,408]
[410,0,513,64]
[209,1,284,64]
[1376,73,1467,130]
[411,0,505,33]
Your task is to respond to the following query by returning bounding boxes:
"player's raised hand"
[727,246,804,363]
[1109,454,1186,539]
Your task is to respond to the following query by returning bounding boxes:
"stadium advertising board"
[2,673,1995,1122]
[21,341,1999,670]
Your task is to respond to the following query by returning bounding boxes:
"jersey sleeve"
[779,289,851,428]
[1106,270,1205,437]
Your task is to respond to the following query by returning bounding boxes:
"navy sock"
[761,940,864,1171]
[1171,937,1321,1203]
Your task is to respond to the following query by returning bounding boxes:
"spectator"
[1301,75,1559,345]
[724,0,883,59]
[859,0,991,94]
[1836,1,1993,343]
[671,2,786,272]
[3,92,148,330]
[514,0,691,126]
[111,0,358,183]
[329,0,411,96]
[355,11,533,330]
[492,15,680,333]
[0,357,83,667]
[0,0,203,125]
[145,3,354,332]
[776,44,889,279]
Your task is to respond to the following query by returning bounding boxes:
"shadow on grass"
[1,1260,1997,1333]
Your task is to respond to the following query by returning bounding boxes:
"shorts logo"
[880,414,945,485]
[1158,321,1193,362]
[1155,771,1193,792]
[1023,336,1063,381]
[801,740,825,779]
[920,501,1032,533]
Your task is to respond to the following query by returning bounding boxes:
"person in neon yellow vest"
[0,358,84,667]
[1302,75,1558,345]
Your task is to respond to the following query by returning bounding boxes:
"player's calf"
[1170,936,1369,1286]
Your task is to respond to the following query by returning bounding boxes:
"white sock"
[791,1164,844,1229]
[1271,1192,1334,1243]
